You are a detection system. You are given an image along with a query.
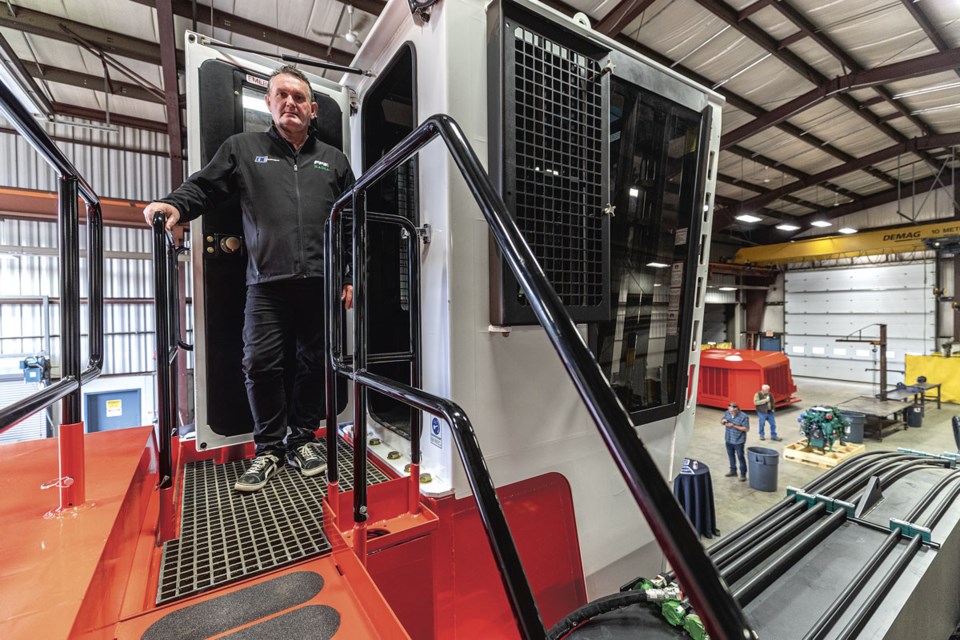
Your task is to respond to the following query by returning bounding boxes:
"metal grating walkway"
[157,438,391,604]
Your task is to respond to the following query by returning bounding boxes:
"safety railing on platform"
[324,114,756,640]
[0,82,104,511]
[151,219,191,509]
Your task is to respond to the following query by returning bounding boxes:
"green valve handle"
[684,613,709,640]
[662,599,687,627]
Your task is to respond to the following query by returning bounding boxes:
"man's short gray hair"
[268,65,311,94]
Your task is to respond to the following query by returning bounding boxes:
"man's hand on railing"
[143,202,182,231]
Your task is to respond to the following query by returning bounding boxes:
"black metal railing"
[325,114,755,640]
[0,82,103,432]
[152,218,191,490]
[324,211,423,505]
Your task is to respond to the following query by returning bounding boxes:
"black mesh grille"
[511,25,604,308]
[157,438,390,604]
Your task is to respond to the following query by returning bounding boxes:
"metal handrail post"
[351,188,370,562]
[323,221,341,512]
[406,227,422,514]
[327,114,754,640]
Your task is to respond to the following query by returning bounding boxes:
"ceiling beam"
[736,132,960,214]
[594,0,658,36]
[770,0,935,141]
[156,0,184,189]
[51,102,167,133]
[128,0,355,67]
[695,0,947,170]
[24,62,164,104]
[0,5,182,67]
[726,144,863,202]
[899,0,960,81]
[737,0,775,22]
[720,47,960,150]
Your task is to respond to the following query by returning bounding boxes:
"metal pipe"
[328,114,752,639]
[0,378,78,433]
[722,504,826,584]
[834,536,922,640]
[711,502,806,569]
[355,370,547,640]
[152,214,174,491]
[732,509,847,606]
[323,220,340,497]
[352,188,369,530]
[59,175,81,424]
[407,225,422,514]
[84,201,104,377]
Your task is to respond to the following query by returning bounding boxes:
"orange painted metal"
[0,186,150,227]
[328,479,340,517]
[423,472,587,639]
[0,427,157,640]
[58,421,86,509]
[407,463,420,515]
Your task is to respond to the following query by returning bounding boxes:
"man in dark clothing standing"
[143,66,355,492]
[721,402,749,481]
[753,384,782,441]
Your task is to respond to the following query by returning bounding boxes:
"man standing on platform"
[754,384,782,441]
[721,402,749,482]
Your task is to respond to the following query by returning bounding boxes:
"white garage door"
[0,379,47,444]
[784,262,935,384]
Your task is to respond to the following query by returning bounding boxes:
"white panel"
[785,289,930,312]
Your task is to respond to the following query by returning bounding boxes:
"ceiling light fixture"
[776,223,800,231]
[646,262,670,269]
[811,220,833,228]
[719,286,737,291]
[629,187,640,198]
[910,103,960,116]
[736,214,762,223]
[838,227,858,234]
[893,81,960,100]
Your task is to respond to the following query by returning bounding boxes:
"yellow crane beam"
[732,219,960,266]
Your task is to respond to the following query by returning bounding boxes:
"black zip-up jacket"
[161,126,354,285]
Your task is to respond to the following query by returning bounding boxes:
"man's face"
[729,406,739,415]
[265,73,317,136]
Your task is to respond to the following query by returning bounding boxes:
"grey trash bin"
[840,410,866,444]
[747,446,779,492]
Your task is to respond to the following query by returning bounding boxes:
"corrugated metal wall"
[0,219,194,379]
[0,115,170,201]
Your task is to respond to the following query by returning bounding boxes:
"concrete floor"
[683,376,959,548]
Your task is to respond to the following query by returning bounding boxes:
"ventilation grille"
[700,366,730,398]
[510,25,604,309]
[765,363,791,396]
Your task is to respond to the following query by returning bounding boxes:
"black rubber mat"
[221,605,341,639]
[142,571,323,640]
[157,438,390,604]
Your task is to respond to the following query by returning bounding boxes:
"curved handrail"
[152,215,186,490]
[327,113,754,639]
[0,80,103,432]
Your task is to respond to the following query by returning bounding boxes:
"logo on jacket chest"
[313,160,331,171]
[254,155,280,164]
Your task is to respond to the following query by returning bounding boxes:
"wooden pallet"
[782,440,866,469]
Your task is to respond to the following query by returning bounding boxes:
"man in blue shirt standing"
[722,402,749,481]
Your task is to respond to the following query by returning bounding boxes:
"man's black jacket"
[161,126,354,285]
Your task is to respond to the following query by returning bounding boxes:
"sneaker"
[234,453,280,492]
[759,436,766,441]
[724,471,737,478]
[288,442,327,477]
[771,436,783,442]
[740,476,747,482]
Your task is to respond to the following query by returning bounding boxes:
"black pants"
[243,278,325,456]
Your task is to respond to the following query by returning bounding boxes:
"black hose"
[834,536,922,640]
[546,590,649,640]
[711,502,806,569]
[804,469,960,640]
[732,509,847,607]
[722,504,826,584]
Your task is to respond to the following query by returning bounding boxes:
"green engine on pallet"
[798,406,848,452]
